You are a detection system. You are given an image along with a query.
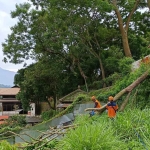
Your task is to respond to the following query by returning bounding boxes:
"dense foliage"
[41,109,58,121]
[0,1,150,149]
[1,0,150,110]
[97,63,150,103]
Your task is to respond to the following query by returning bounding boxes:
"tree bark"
[77,59,89,92]
[148,0,150,10]
[98,57,106,88]
[85,71,149,112]
[112,0,131,57]
[94,34,106,87]
[121,31,132,57]
[86,30,106,85]
[119,92,131,111]
[111,0,140,57]
[131,89,138,109]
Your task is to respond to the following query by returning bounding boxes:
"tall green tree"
[15,55,82,111]
[2,1,149,75]
[2,0,149,94]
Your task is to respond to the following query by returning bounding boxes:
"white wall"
[30,103,35,116]
[0,103,2,116]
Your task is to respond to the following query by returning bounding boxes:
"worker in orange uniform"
[89,96,101,116]
[106,96,118,119]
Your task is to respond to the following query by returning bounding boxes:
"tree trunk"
[121,31,132,57]
[131,89,138,109]
[98,57,106,88]
[77,60,89,92]
[85,71,149,112]
[111,0,140,58]
[114,10,132,57]
[148,0,150,10]
[112,0,132,57]
[93,34,106,86]
[86,30,106,85]
[119,92,131,111]
[125,71,148,92]
[46,98,52,109]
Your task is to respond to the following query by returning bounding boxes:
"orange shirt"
[106,102,118,118]
[95,100,101,108]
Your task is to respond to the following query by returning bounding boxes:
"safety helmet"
[91,96,96,100]
[108,96,114,101]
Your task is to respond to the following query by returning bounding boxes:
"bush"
[41,110,58,121]
[0,115,26,130]
[75,94,89,103]
[118,57,134,75]
[8,115,26,127]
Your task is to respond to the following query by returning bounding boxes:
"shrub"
[118,57,134,75]
[8,115,26,127]
[41,110,58,121]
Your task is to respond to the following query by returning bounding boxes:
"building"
[0,86,24,115]
[56,86,86,110]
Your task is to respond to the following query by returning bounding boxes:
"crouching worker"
[89,96,101,117]
[106,96,118,119]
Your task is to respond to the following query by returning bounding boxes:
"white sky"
[0,0,32,72]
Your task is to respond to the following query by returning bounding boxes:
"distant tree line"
[0,84,11,88]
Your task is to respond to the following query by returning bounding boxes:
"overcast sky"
[0,0,32,72]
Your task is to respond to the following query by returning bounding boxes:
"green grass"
[55,108,150,150]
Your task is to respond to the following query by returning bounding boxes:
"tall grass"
[114,109,150,149]
[55,108,150,150]
[56,115,126,150]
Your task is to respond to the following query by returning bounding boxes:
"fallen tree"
[4,124,78,149]
[85,70,149,112]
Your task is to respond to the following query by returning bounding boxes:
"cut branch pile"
[0,124,78,150]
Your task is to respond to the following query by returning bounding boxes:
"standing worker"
[89,96,101,116]
[106,96,118,119]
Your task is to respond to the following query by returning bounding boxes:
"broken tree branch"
[85,71,149,112]
[119,92,131,111]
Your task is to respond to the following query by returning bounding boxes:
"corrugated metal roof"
[26,116,42,123]
[57,103,70,108]
[0,88,20,95]
[59,89,86,103]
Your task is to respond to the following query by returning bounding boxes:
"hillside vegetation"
[23,64,150,149]
[1,62,149,150]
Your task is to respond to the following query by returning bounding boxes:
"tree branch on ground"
[85,70,149,112]
[119,92,131,111]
